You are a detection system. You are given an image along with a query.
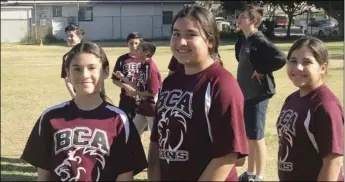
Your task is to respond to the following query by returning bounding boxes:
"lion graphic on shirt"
[157,109,188,163]
[277,109,298,171]
[54,147,106,181]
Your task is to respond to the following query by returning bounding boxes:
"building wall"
[1,7,32,43]
[33,3,186,41]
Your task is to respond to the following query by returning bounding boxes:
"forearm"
[148,142,160,181]
[64,79,75,98]
[198,153,238,181]
[37,168,51,181]
[135,91,155,97]
[113,80,135,90]
[318,154,343,181]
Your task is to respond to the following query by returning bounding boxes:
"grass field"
[1,40,343,181]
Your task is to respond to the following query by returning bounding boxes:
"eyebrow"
[71,64,98,67]
[172,28,199,33]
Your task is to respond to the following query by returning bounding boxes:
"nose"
[296,63,304,71]
[178,37,187,46]
[81,68,91,79]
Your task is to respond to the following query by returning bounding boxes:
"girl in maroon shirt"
[21,42,147,181]
[277,36,343,181]
[148,6,248,181]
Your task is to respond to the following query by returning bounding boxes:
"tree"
[307,1,344,36]
[270,1,311,37]
[194,1,216,11]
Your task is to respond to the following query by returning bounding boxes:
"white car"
[303,19,339,37]
[215,17,232,32]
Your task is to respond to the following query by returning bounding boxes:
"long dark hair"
[172,6,223,65]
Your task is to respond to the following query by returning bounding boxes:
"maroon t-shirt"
[168,56,184,73]
[150,62,248,181]
[21,100,147,181]
[136,59,162,117]
[277,84,344,181]
[111,53,141,103]
[60,52,69,78]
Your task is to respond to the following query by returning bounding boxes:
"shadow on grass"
[1,157,149,181]
[1,157,36,181]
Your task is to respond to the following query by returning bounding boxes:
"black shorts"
[244,98,269,140]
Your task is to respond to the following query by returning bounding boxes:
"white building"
[1,5,33,43]
[1,0,193,42]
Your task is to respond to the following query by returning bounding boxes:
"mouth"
[176,49,192,53]
[291,74,307,78]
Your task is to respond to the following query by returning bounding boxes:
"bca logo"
[54,127,110,155]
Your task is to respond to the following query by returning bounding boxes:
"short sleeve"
[108,115,147,175]
[311,102,344,158]
[20,115,53,170]
[147,65,161,95]
[111,56,125,80]
[208,77,248,159]
[60,54,68,78]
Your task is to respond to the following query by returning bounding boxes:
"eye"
[288,59,297,63]
[172,32,180,36]
[302,61,312,66]
[73,67,81,71]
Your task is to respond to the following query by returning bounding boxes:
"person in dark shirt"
[111,32,143,121]
[61,24,85,98]
[235,5,287,181]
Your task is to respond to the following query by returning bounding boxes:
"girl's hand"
[113,71,125,79]
[126,90,137,97]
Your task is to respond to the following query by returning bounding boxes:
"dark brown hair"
[243,5,264,28]
[138,41,156,58]
[65,41,110,101]
[126,32,142,42]
[287,36,329,66]
[64,24,85,37]
[171,6,222,63]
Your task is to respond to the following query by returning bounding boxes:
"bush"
[20,31,63,45]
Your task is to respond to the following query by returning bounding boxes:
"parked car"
[215,17,233,32]
[303,18,339,37]
[273,16,288,28]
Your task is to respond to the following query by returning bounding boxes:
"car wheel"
[332,31,338,37]
[318,30,324,37]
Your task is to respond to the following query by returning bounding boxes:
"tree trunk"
[286,15,293,37]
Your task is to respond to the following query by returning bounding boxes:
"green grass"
[1,40,343,181]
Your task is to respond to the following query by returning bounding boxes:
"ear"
[207,39,213,49]
[320,63,328,74]
[104,67,110,79]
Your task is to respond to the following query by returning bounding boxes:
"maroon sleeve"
[20,114,53,170]
[168,56,183,72]
[60,54,68,78]
[108,114,147,175]
[208,75,248,159]
[111,56,125,80]
[147,63,161,95]
[312,102,344,158]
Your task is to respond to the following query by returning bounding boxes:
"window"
[162,11,173,25]
[78,7,93,21]
[52,6,62,17]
